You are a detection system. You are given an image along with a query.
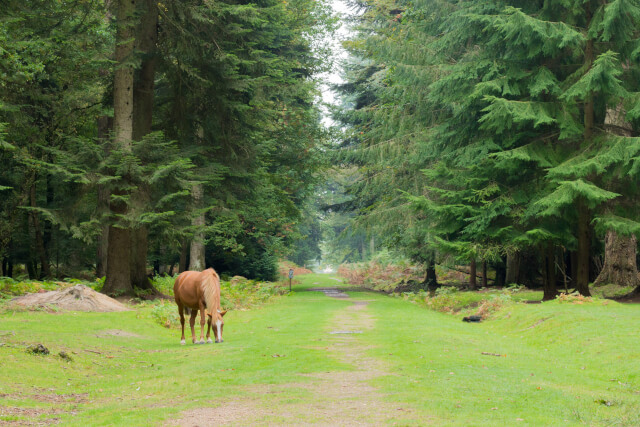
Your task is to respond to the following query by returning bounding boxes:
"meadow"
[1,273,639,425]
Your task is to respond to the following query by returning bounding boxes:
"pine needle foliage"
[337,0,640,293]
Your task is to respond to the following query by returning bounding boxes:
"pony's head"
[207,309,227,343]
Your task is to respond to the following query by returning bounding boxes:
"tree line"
[333,0,640,298]
[0,0,333,294]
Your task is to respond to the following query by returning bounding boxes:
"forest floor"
[1,274,640,425]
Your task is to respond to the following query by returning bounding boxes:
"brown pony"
[173,268,227,344]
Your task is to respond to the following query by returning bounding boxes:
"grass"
[355,293,640,425]
[1,273,640,425]
[0,277,348,425]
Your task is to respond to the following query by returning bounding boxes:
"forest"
[328,0,640,299]
[0,0,333,294]
[4,1,640,425]
[3,0,640,300]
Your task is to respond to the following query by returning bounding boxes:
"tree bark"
[469,258,477,290]
[575,200,591,296]
[505,252,520,284]
[43,174,53,277]
[596,91,639,290]
[494,256,506,288]
[593,231,640,288]
[129,0,158,290]
[189,183,206,271]
[542,242,557,301]
[103,0,135,296]
[179,238,189,273]
[130,227,150,288]
[96,116,112,278]
[481,261,487,287]
[571,3,594,297]
[423,253,439,290]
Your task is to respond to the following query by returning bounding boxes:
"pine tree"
[339,0,640,297]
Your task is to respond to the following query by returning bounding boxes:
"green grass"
[354,293,640,425]
[2,273,640,425]
[0,280,349,425]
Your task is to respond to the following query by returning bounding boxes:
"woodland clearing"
[1,274,639,426]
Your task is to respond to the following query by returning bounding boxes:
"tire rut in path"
[169,288,409,426]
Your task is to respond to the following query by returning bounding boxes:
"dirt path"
[169,288,406,426]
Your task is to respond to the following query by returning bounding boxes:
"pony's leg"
[198,306,206,344]
[178,305,186,345]
[206,317,213,344]
[189,311,197,344]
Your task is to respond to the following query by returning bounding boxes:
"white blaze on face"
[216,320,223,340]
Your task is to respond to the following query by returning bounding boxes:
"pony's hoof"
[199,340,205,345]
[207,338,213,344]
[215,339,223,343]
[180,340,185,345]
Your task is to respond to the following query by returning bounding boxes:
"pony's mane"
[201,268,221,316]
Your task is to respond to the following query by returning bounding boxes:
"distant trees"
[335,0,640,295]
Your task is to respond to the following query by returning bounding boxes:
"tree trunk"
[469,259,477,290]
[103,0,135,296]
[179,238,189,272]
[43,174,53,277]
[2,255,13,278]
[595,91,638,290]
[494,256,506,288]
[423,253,439,290]
[96,116,112,278]
[505,252,520,285]
[593,231,640,288]
[129,0,158,290]
[29,180,51,279]
[189,183,206,271]
[575,200,591,296]
[481,261,487,287]
[130,227,151,288]
[27,260,37,279]
[572,3,593,298]
[542,242,557,301]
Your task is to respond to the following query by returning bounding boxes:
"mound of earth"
[11,284,130,312]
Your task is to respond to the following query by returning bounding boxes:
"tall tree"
[130,0,159,290]
[102,0,136,295]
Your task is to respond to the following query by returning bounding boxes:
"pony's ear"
[220,310,228,317]
[206,312,213,318]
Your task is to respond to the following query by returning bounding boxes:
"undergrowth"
[393,285,542,319]
[337,261,422,292]
[147,275,288,328]
[0,275,287,329]
[0,277,103,300]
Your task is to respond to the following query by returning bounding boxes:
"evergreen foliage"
[0,0,334,283]
[334,0,640,294]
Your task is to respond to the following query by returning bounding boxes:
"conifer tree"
[102,0,136,295]
[339,0,640,297]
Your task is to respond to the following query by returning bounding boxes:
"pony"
[173,268,227,345]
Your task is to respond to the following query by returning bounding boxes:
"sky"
[318,0,355,127]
